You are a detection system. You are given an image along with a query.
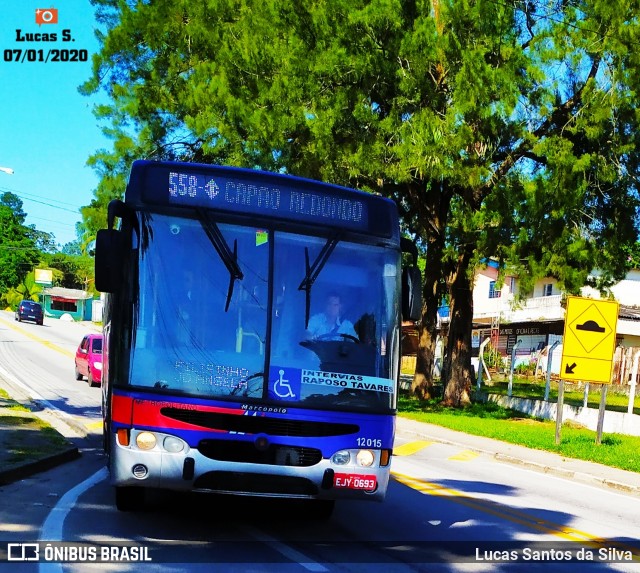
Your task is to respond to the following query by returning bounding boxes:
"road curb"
[0,446,81,486]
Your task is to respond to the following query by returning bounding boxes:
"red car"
[75,333,103,387]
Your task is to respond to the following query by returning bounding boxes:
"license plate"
[333,473,377,491]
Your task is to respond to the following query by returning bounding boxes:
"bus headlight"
[356,449,375,467]
[93,362,103,370]
[331,450,351,465]
[136,432,157,450]
[163,436,186,453]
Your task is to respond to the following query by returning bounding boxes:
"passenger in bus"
[306,291,358,341]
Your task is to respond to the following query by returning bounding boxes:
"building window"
[543,283,553,297]
[51,299,78,312]
[489,281,501,299]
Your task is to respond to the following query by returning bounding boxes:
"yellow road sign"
[560,296,619,384]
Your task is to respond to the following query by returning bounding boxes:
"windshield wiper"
[298,234,340,328]
[197,208,244,311]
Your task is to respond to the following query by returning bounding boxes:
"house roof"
[41,287,93,300]
[619,305,640,321]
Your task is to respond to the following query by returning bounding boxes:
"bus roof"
[125,160,399,241]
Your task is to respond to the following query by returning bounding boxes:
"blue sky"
[0,2,109,247]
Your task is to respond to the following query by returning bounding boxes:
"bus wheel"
[115,486,145,511]
[307,499,335,520]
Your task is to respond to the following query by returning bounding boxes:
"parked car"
[75,333,103,387]
[15,300,44,325]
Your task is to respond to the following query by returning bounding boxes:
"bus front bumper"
[109,430,390,502]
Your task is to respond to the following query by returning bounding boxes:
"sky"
[0,2,110,247]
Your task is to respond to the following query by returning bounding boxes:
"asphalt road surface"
[0,310,639,572]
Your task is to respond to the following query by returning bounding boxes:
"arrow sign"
[565,362,577,374]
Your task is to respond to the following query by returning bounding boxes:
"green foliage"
[0,192,26,224]
[3,271,43,309]
[0,205,39,296]
[482,344,504,371]
[0,189,94,303]
[513,360,536,376]
[41,253,96,293]
[81,0,640,404]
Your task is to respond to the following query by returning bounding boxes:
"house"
[468,264,640,377]
[40,287,95,321]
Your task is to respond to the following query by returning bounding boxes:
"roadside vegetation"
[0,192,95,311]
[0,388,73,473]
[398,394,640,474]
[485,378,640,416]
[401,354,640,415]
[0,388,29,412]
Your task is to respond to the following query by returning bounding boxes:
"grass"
[398,394,640,473]
[0,388,30,412]
[0,393,72,470]
[485,376,640,415]
[6,421,70,463]
[400,365,640,414]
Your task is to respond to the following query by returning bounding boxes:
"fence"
[612,346,640,387]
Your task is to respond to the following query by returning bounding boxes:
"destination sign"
[127,161,397,238]
[168,170,365,225]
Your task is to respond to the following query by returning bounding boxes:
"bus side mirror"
[402,266,422,322]
[95,229,124,293]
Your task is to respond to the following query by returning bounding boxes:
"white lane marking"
[0,364,47,402]
[0,364,87,438]
[245,526,328,572]
[38,468,108,573]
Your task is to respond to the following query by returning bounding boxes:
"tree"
[83,0,640,405]
[0,204,39,297]
[27,227,57,254]
[3,271,44,309]
[0,192,27,224]
[42,253,96,293]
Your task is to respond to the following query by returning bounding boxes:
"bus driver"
[306,291,358,341]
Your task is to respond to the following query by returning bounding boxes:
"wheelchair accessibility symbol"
[274,369,295,398]
[268,366,301,401]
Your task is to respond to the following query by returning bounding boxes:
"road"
[0,310,639,572]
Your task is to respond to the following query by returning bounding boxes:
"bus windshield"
[128,212,399,413]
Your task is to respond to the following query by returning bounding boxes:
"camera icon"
[35,8,58,26]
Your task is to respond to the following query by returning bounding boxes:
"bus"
[95,160,421,516]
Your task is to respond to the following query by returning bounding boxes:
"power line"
[28,215,77,228]
[0,185,81,209]
[0,191,80,214]
[0,185,84,213]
